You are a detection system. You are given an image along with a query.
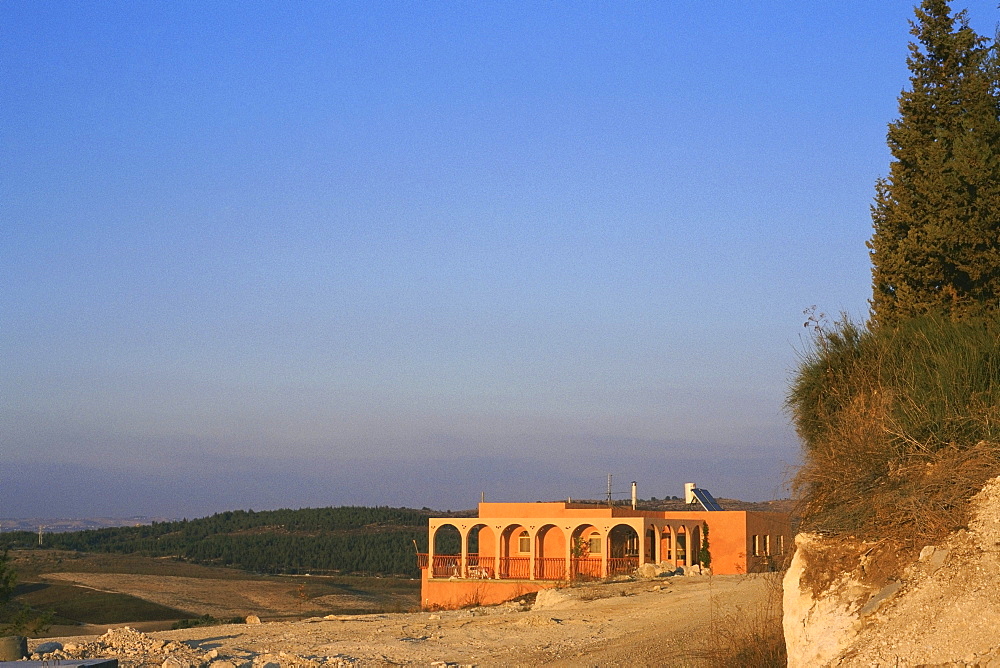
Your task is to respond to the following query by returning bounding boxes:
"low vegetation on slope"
[0,507,459,577]
[788,314,1000,549]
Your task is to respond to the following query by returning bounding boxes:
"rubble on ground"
[30,626,359,668]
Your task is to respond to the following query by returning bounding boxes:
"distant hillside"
[0,506,452,577]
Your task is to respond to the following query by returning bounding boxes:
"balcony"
[419,553,638,581]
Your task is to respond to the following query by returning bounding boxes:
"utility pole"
[38,525,43,546]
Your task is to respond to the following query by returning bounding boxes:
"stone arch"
[465,523,483,553]
[570,524,602,556]
[499,524,530,579]
[500,523,527,558]
[645,524,658,563]
[691,524,702,568]
[464,523,494,578]
[534,523,565,579]
[432,523,461,554]
[570,523,602,580]
[608,523,640,576]
[430,523,462,577]
[660,525,674,562]
[608,524,639,558]
[675,525,689,566]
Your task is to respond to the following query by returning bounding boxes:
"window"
[588,532,602,555]
[778,535,785,555]
[752,535,761,557]
[518,530,530,553]
[764,535,771,556]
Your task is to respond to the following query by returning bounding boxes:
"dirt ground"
[31,573,782,667]
[41,572,401,620]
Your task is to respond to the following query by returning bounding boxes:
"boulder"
[162,658,196,668]
[532,588,577,611]
[34,641,63,655]
[636,563,659,579]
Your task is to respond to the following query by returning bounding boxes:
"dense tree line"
[0,506,463,577]
[869,0,1000,326]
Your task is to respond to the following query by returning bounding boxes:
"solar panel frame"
[692,488,724,511]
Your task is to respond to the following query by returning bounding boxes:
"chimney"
[684,482,696,505]
[631,481,637,510]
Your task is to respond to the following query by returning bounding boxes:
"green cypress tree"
[868,0,1000,327]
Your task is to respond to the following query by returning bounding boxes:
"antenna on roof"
[606,474,613,506]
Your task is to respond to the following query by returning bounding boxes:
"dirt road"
[31,573,782,667]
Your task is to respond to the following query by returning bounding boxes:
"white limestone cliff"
[784,476,1000,667]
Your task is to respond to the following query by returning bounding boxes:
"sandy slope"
[31,573,780,667]
[41,572,369,618]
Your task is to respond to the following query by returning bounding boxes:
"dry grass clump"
[788,314,1000,557]
[695,572,786,668]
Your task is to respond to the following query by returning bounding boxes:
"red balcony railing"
[534,557,567,580]
[571,557,602,580]
[432,554,461,577]
[466,554,494,578]
[607,556,639,576]
[499,556,531,579]
[423,554,637,580]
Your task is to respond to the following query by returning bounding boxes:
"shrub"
[171,614,244,630]
[788,313,1000,549]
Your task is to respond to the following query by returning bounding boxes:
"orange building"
[418,497,790,609]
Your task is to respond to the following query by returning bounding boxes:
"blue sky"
[4,1,998,518]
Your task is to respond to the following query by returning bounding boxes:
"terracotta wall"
[478,502,615,518]
[744,511,793,572]
[420,568,548,609]
[699,511,750,575]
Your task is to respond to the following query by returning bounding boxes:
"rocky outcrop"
[784,476,1000,667]
[31,626,345,668]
